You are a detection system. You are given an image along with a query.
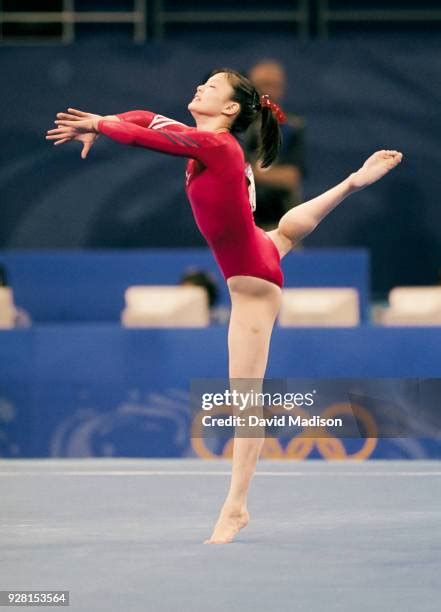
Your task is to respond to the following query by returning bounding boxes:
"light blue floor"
[1,459,440,612]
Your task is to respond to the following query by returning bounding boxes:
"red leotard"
[97,110,284,288]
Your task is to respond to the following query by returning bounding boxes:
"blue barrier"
[1,325,440,459]
[0,248,370,322]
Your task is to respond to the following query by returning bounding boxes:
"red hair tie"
[260,94,286,124]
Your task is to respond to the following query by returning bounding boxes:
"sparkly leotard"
[97,110,284,288]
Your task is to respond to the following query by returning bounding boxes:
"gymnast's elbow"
[278,211,318,241]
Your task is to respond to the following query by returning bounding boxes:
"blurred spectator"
[179,267,229,324]
[244,59,307,231]
[0,264,8,287]
[0,264,31,328]
[180,267,219,307]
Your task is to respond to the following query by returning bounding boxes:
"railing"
[0,0,147,44]
[1,1,441,44]
[152,0,309,40]
[317,0,441,38]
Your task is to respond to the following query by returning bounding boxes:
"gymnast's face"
[188,72,240,124]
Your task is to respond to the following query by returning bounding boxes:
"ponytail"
[256,93,285,168]
[258,106,282,168]
[208,67,284,168]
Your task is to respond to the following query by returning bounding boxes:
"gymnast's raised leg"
[267,150,404,257]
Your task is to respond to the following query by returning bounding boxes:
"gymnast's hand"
[46,108,101,159]
[349,150,403,191]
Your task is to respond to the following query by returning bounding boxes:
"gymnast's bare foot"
[204,504,250,544]
[350,149,403,191]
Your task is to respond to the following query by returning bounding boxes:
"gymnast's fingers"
[46,131,72,140]
[46,128,69,135]
[56,112,83,121]
[67,107,89,117]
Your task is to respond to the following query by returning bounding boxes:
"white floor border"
[1,470,441,477]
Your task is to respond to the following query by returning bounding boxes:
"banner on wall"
[1,379,440,460]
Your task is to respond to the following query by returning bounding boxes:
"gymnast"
[46,67,403,544]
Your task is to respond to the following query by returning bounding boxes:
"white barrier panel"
[121,285,210,328]
[0,287,16,329]
[381,286,441,326]
[278,288,360,327]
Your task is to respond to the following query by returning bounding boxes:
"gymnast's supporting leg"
[204,276,282,544]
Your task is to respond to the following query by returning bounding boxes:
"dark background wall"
[1,33,440,297]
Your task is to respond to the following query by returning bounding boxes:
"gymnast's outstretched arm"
[114,110,190,131]
[46,107,189,157]
[51,113,229,166]
[277,150,403,247]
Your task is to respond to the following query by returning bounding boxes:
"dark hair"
[179,268,219,308]
[0,264,8,287]
[208,67,282,168]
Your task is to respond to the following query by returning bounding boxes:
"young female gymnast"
[46,68,403,544]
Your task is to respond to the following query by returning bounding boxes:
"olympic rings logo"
[191,402,378,460]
